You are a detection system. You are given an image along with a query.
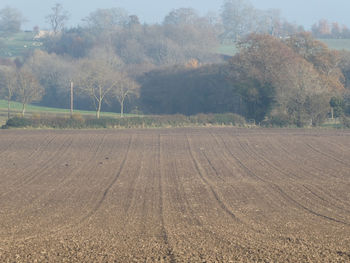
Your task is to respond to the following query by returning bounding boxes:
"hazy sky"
[1,0,350,30]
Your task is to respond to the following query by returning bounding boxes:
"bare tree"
[16,67,44,116]
[83,8,129,32]
[0,7,26,33]
[76,59,117,119]
[221,0,255,40]
[87,45,124,70]
[112,73,139,117]
[0,65,17,119]
[163,8,198,25]
[46,3,70,34]
[27,50,76,108]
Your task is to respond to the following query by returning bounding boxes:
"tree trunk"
[21,103,26,117]
[70,81,74,118]
[7,99,10,120]
[96,100,102,119]
[331,107,334,120]
[120,99,124,118]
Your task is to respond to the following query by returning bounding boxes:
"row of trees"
[2,30,350,126]
[42,7,220,67]
[1,36,349,126]
[1,3,350,126]
[221,0,305,41]
[0,4,68,34]
[0,1,308,42]
[0,63,43,118]
[3,1,350,41]
[0,49,139,119]
[0,7,26,33]
[139,64,239,115]
[228,32,345,126]
[312,19,350,39]
[140,33,350,126]
[0,4,223,118]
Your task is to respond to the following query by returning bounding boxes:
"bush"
[341,116,350,128]
[31,113,41,120]
[85,118,112,128]
[5,117,32,127]
[213,113,246,126]
[3,113,247,129]
[345,104,350,116]
[262,112,292,127]
[71,113,84,123]
[330,96,345,118]
[190,113,246,126]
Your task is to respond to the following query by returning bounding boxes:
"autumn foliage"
[228,33,345,125]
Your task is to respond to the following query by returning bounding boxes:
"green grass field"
[0,32,43,57]
[216,44,238,56]
[0,100,137,126]
[216,38,350,57]
[1,32,350,59]
[319,39,350,51]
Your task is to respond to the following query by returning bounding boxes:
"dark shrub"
[262,113,293,127]
[341,116,350,128]
[213,113,246,125]
[5,117,32,127]
[3,113,247,129]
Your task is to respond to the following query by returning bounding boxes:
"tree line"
[0,50,139,119]
[0,3,223,118]
[0,1,350,126]
[2,1,350,41]
[312,19,350,39]
[140,33,350,126]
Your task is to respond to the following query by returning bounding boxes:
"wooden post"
[331,107,334,120]
[70,81,74,117]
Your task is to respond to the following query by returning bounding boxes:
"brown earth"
[0,128,349,262]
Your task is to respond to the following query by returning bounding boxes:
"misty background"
[1,0,350,128]
[1,0,350,30]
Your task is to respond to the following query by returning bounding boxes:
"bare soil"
[0,128,349,262]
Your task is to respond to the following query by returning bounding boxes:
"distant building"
[34,30,54,39]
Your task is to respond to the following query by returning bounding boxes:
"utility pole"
[70,81,74,117]
[331,107,334,120]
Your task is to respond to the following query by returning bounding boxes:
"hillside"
[319,38,350,51]
[216,38,350,57]
[1,32,350,59]
[0,32,43,58]
[0,100,127,126]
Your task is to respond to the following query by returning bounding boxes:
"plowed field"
[0,128,349,262]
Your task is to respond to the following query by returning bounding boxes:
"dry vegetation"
[0,128,349,262]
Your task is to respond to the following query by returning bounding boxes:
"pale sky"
[1,0,349,30]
